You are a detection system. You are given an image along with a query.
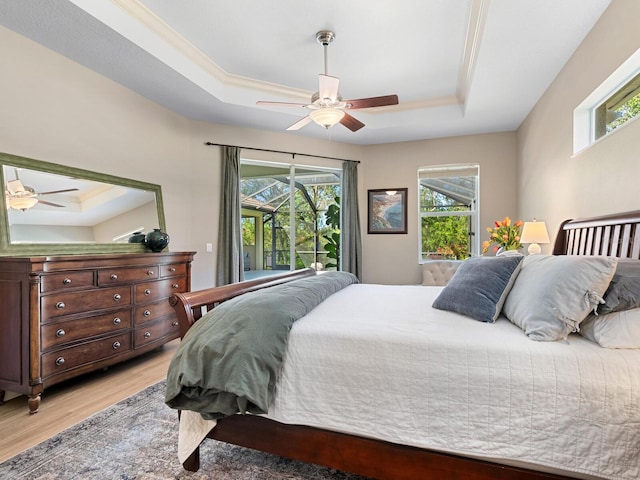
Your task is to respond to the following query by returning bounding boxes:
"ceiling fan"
[256,30,399,132]
[5,173,79,211]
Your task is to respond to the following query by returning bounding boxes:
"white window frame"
[417,163,479,263]
[573,48,640,155]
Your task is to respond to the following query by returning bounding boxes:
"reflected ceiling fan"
[256,30,399,132]
[5,172,79,211]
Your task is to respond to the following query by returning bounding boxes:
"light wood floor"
[0,339,179,463]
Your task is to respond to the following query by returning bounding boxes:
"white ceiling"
[0,0,612,145]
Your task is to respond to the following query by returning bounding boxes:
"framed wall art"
[367,188,408,234]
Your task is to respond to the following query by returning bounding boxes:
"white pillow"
[503,255,617,341]
[579,308,640,348]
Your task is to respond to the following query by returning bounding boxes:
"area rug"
[0,381,370,479]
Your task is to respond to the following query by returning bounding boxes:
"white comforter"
[180,284,640,479]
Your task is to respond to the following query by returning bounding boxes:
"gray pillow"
[598,259,640,314]
[503,255,618,341]
[432,255,524,323]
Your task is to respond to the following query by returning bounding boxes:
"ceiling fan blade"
[36,188,79,196]
[37,199,65,207]
[318,74,340,102]
[286,116,313,131]
[345,94,399,110]
[6,179,25,195]
[340,112,365,132]
[256,101,309,108]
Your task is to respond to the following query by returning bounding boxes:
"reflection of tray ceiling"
[5,167,155,227]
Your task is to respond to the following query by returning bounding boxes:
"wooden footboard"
[168,268,316,338]
[169,268,577,479]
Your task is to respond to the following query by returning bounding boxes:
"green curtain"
[216,146,244,285]
[341,160,362,279]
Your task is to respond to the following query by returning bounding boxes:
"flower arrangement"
[482,216,523,254]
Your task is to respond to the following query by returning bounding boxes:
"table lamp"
[521,219,550,255]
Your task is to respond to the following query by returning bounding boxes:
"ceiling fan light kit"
[8,196,38,211]
[5,171,79,210]
[309,107,345,128]
[256,30,398,133]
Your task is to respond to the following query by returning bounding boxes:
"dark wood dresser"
[0,251,195,413]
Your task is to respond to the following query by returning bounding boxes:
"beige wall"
[1,24,518,288]
[517,0,640,247]
[361,132,517,284]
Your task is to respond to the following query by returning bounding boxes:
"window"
[240,160,341,274]
[574,48,640,153]
[594,72,640,140]
[418,164,479,261]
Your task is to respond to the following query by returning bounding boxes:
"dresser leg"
[0,390,5,405]
[28,393,41,414]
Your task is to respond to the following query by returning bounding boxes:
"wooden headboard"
[552,210,640,258]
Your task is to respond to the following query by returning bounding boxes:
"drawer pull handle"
[144,289,151,295]
[113,317,121,325]
[144,310,151,317]
[56,329,66,338]
[56,302,65,310]
[172,321,179,327]
[113,341,121,349]
[110,274,118,280]
[113,294,121,301]
[169,267,176,273]
[172,283,179,289]
[55,357,65,366]
[63,278,72,285]
[147,270,154,276]
[144,331,151,338]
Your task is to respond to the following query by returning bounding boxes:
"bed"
[167,210,640,480]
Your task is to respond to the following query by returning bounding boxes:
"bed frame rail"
[552,210,640,258]
[168,268,316,338]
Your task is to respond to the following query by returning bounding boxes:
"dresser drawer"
[97,266,159,285]
[42,286,132,321]
[134,318,180,349]
[41,271,95,293]
[135,277,187,303]
[41,333,131,378]
[160,263,187,278]
[41,310,132,350]
[134,298,175,325]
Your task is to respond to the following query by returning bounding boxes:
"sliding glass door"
[240,160,341,276]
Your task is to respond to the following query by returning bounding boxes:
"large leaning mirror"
[0,152,166,255]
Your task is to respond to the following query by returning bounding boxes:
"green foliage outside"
[322,196,340,269]
[420,184,472,260]
[421,214,470,260]
[607,93,640,133]
[261,183,340,270]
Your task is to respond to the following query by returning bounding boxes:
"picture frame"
[367,188,408,234]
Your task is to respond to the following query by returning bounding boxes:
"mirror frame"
[0,152,166,256]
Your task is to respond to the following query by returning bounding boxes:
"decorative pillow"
[580,307,640,348]
[503,255,618,341]
[432,255,524,323]
[598,259,640,314]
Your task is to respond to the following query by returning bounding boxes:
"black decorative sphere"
[145,228,170,252]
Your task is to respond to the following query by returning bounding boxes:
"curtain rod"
[204,142,360,164]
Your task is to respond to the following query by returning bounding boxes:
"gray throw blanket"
[165,271,358,419]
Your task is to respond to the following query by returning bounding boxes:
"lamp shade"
[520,220,550,254]
[309,108,345,129]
